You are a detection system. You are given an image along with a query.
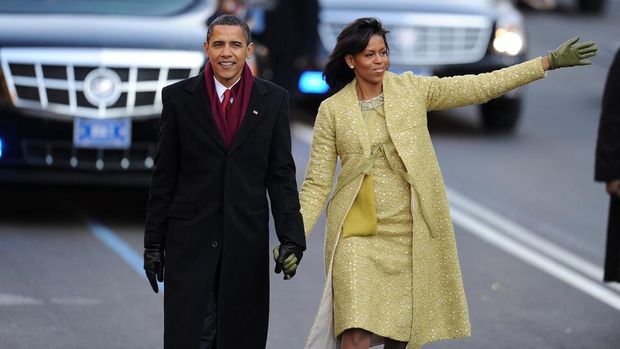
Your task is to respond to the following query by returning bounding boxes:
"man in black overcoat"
[596,48,620,282]
[143,15,306,348]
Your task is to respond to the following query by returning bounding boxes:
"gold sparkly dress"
[332,93,413,341]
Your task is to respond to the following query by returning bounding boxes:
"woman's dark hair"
[323,17,389,92]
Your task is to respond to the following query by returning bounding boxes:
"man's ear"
[246,42,255,58]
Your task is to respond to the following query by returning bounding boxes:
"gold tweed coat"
[299,58,546,349]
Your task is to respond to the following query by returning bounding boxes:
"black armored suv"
[0,0,214,184]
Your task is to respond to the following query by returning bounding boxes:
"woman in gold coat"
[297,18,597,349]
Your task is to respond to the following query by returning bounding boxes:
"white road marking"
[0,293,43,306]
[49,297,102,305]
[451,205,620,311]
[448,188,620,293]
[0,294,104,306]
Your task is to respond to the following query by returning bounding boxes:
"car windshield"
[0,0,199,16]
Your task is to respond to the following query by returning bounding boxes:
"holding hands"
[273,243,303,280]
[548,37,597,69]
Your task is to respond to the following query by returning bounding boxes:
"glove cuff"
[547,51,558,70]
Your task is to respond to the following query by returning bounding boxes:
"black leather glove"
[272,243,303,280]
[144,245,165,293]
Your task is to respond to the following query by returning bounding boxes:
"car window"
[0,0,200,16]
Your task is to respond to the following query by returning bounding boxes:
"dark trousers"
[604,195,620,282]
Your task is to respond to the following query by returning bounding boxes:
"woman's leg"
[384,338,408,349]
[340,328,372,349]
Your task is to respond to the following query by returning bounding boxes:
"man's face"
[204,25,254,87]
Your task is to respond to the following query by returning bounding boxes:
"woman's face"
[346,34,389,87]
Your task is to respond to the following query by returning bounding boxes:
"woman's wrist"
[541,55,551,71]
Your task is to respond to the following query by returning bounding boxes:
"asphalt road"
[1,2,620,349]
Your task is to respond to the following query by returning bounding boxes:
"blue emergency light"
[0,137,3,159]
[298,71,329,94]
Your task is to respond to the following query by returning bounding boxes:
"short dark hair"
[207,15,252,45]
[323,17,390,92]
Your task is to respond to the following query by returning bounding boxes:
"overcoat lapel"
[341,80,371,155]
[382,73,409,136]
[229,81,267,154]
[183,75,227,152]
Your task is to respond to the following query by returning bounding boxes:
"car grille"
[0,48,203,120]
[22,139,155,171]
[319,12,493,66]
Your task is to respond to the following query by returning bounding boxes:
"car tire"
[480,97,521,133]
[578,0,605,13]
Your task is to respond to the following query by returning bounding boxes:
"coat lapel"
[228,80,267,154]
[382,72,410,138]
[183,74,227,152]
[341,80,371,155]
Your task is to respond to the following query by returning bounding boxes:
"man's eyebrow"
[211,40,244,45]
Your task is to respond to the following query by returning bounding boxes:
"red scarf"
[203,62,254,147]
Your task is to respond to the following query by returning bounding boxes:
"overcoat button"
[211,241,218,248]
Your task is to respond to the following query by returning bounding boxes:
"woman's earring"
[350,66,354,69]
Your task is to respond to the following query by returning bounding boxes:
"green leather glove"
[144,245,165,293]
[273,243,303,280]
[547,37,597,70]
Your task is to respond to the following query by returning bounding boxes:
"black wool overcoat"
[596,48,620,282]
[144,74,306,348]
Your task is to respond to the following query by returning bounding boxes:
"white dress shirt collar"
[213,76,241,103]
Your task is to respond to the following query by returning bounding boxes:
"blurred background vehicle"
[290,0,529,133]
[577,0,607,12]
[0,0,607,186]
[0,0,216,185]
[518,0,606,13]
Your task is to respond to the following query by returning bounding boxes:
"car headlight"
[493,29,524,55]
[492,8,526,56]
